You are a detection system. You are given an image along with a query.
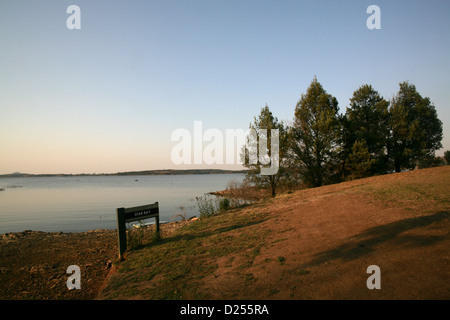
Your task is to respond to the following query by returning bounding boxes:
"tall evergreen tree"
[388,82,443,172]
[290,77,341,187]
[345,139,376,180]
[241,105,289,197]
[343,84,390,175]
[444,151,450,165]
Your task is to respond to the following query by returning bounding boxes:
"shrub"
[219,198,230,211]
[195,194,219,218]
[444,150,450,165]
[172,205,187,222]
[127,226,145,250]
[127,223,161,250]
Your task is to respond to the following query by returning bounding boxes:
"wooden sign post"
[116,202,160,260]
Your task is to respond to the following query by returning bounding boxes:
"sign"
[116,202,160,260]
[123,203,159,222]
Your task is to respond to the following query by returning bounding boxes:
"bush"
[418,154,445,168]
[127,226,145,250]
[195,194,219,218]
[127,224,161,250]
[444,150,450,165]
[172,205,187,222]
[219,198,230,211]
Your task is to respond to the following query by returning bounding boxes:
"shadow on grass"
[132,215,270,252]
[306,210,449,267]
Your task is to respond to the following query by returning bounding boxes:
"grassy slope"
[98,166,450,300]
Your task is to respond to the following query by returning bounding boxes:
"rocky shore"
[0,219,194,300]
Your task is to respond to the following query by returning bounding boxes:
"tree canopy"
[242,78,444,195]
[290,77,341,187]
[388,81,443,172]
[343,84,390,175]
[241,105,289,197]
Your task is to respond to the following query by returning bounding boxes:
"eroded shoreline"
[0,219,193,300]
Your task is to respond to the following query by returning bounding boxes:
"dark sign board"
[123,203,159,222]
[116,202,160,260]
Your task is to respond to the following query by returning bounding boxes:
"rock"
[29,266,39,274]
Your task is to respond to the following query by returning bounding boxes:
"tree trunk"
[270,177,276,197]
[394,158,401,172]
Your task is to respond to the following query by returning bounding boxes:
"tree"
[342,84,390,175]
[388,82,443,172]
[345,139,376,180]
[444,151,450,165]
[417,154,444,168]
[290,77,341,187]
[241,105,289,197]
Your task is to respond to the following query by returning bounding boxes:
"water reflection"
[0,174,244,233]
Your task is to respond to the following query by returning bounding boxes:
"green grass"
[276,256,286,265]
[359,181,449,205]
[102,206,271,300]
[296,269,310,276]
[337,170,450,209]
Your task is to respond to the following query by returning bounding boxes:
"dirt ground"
[1,167,449,300]
[0,222,185,300]
[201,167,450,300]
[202,193,449,299]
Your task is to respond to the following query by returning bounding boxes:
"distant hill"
[0,172,32,177]
[0,169,247,178]
[114,169,247,176]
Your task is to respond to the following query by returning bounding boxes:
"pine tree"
[241,105,289,197]
[343,84,390,175]
[388,82,443,172]
[345,139,376,180]
[444,151,450,165]
[290,77,341,187]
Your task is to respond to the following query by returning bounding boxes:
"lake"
[0,174,244,234]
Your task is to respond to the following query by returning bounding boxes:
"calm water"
[0,174,244,234]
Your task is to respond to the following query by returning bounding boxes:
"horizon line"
[0,168,248,177]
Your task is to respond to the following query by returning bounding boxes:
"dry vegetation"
[99,166,450,300]
[1,166,449,300]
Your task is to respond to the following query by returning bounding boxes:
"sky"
[1,0,449,174]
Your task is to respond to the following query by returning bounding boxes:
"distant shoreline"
[0,169,247,178]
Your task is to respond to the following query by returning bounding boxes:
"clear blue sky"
[1,0,449,174]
